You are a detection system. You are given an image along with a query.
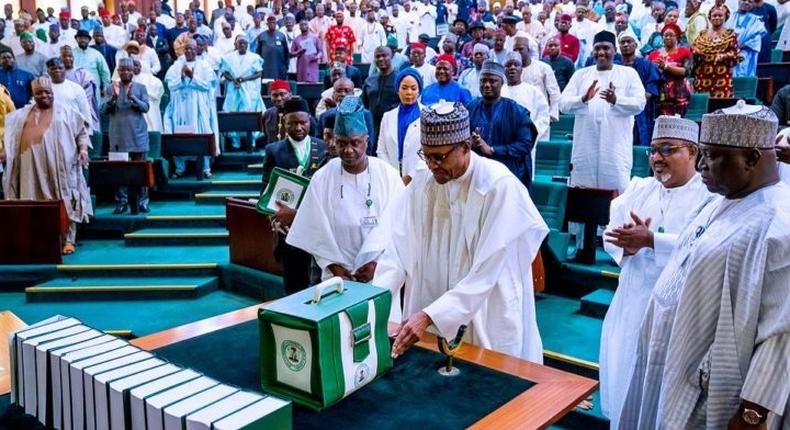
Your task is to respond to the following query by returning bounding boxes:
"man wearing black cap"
[501,14,538,60]
[262,96,327,294]
[467,60,538,188]
[460,20,489,58]
[73,28,111,108]
[558,30,646,194]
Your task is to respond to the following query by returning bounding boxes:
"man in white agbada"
[620,104,790,430]
[373,101,549,362]
[501,51,550,144]
[559,30,646,193]
[163,38,220,178]
[46,57,93,136]
[219,35,264,149]
[2,77,93,255]
[599,115,714,429]
[360,9,387,63]
[132,58,164,133]
[458,43,488,98]
[515,36,561,123]
[287,96,404,283]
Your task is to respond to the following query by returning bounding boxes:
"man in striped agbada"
[620,103,790,430]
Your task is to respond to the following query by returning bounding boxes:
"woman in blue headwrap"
[376,67,427,185]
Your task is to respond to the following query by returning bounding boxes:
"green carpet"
[536,293,602,364]
[155,320,534,430]
[92,200,225,218]
[62,240,229,265]
[0,290,256,336]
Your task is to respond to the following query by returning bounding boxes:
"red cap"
[270,79,291,93]
[59,10,71,19]
[98,9,110,17]
[435,53,457,70]
[410,42,426,51]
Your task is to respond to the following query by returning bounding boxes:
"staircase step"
[56,263,218,278]
[124,228,229,246]
[194,191,259,205]
[579,289,615,319]
[247,163,263,175]
[214,152,264,170]
[25,276,219,302]
[144,214,227,228]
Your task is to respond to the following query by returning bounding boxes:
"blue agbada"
[467,97,538,188]
[626,57,661,147]
[421,81,473,106]
[0,67,34,108]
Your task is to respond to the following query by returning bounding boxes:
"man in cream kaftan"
[621,105,790,430]
[559,31,646,193]
[287,97,404,282]
[132,59,164,133]
[375,102,549,362]
[2,77,93,252]
[599,116,715,429]
[219,37,264,149]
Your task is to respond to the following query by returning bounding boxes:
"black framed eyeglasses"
[417,145,462,165]
[646,144,690,158]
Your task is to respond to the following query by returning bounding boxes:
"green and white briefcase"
[258,277,393,410]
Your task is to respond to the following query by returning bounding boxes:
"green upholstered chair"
[733,76,758,100]
[147,131,162,159]
[550,114,575,142]
[772,48,784,63]
[686,92,709,121]
[530,181,571,262]
[530,181,568,231]
[535,142,572,179]
[631,146,651,178]
[352,53,362,64]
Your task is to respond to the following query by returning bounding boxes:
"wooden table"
[226,198,283,275]
[0,312,26,395]
[132,305,597,430]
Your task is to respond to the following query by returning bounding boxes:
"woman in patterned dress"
[648,23,695,116]
[691,6,741,98]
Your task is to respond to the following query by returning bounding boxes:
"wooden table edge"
[131,304,598,430]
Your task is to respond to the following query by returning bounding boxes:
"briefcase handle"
[311,277,346,304]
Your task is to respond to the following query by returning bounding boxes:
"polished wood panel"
[133,304,597,429]
[88,160,155,189]
[533,252,545,293]
[226,198,283,275]
[0,200,67,264]
[0,311,26,396]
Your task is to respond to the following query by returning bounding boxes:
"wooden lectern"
[0,200,68,264]
[226,198,282,275]
[565,187,617,265]
[218,112,263,153]
[88,160,155,214]
[161,134,217,180]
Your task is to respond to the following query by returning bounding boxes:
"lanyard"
[290,137,311,169]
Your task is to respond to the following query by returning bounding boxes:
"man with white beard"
[621,103,790,430]
[599,115,714,429]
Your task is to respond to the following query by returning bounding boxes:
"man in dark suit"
[146,24,171,79]
[91,28,118,75]
[263,97,327,294]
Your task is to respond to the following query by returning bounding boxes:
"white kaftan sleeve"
[609,68,646,117]
[558,70,590,114]
[422,177,549,340]
[603,177,641,265]
[652,232,678,267]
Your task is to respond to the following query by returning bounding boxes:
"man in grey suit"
[102,57,151,214]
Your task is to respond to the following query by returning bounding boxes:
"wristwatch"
[741,406,766,426]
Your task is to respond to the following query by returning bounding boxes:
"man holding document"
[287,96,404,283]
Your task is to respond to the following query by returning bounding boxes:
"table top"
[131,304,597,430]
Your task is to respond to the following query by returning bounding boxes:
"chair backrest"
[535,142,572,178]
[685,92,709,122]
[733,76,758,99]
[631,146,651,178]
[772,48,784,63]
[550,114,575,141]
[148,131,162,159]
[529,181,568,231]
